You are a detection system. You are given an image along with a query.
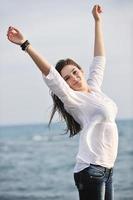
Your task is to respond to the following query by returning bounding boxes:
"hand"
[7,26,26,45]
[92,5,103,21]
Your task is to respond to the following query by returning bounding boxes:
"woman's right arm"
[7,26,51,76]
[7,26,80,105]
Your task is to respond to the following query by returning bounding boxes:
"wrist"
[94,18,101,23]
[20,39,26,45]
[20,40,30,51]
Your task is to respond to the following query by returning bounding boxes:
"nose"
[70,74,80,85]
[70,74,77,81]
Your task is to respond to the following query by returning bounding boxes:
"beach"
[0,120,133,200]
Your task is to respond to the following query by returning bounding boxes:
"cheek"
[67,80,72,86]
[66,80,74,88]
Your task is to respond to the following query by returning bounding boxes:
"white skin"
[60,65,90,92]
[7,5,105,93]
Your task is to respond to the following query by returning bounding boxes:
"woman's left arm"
[87,5,106,90]
[92,5,105,56]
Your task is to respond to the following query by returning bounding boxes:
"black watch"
[21,40,30,51]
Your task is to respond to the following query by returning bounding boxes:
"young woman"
[7,5,118,200]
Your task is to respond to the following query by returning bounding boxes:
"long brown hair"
[48,58,82,137]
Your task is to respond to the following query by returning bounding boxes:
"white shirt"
[43,56,118,172]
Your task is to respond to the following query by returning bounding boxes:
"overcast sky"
[0,0,133,126]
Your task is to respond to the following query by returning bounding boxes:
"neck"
[81,84,92,93]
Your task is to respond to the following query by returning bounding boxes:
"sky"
[0,0,133,126]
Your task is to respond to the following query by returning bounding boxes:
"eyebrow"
[63,68,76,80]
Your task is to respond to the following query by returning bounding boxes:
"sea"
[0,119,133,200]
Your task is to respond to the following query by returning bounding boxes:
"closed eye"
[73,70,78,75]
[64,76,70,81]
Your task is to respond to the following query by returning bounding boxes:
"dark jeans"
[74,164,114,200]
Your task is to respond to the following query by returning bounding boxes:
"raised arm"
[92,5,105,57]
[87,5,106,90]
[7,26,80,105]
[7,26,51,76]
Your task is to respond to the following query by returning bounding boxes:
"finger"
[93,5,100,14]
[7,32,15,41]
[9,29,17,35]
[7,34,12,42]
[97,5,103,13]
[95,5,99,10]
[7,32,13,40]
[93,5,97,12]
[12,27,19,33]
[8,26,19,33]
[8,26,14,31]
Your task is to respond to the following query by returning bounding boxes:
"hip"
[74,164,113,189]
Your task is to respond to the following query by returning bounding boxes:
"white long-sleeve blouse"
[43,56,118,172]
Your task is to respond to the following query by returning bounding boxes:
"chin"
[73,86,82,91]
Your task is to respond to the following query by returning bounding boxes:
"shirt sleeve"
[87,56,106,91]
[42,66,80,106]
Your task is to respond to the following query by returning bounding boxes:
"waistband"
[90,164,113,173]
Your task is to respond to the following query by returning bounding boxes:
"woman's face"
[60,65,87,91]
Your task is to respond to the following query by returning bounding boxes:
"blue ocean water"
[0,120,133,200]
